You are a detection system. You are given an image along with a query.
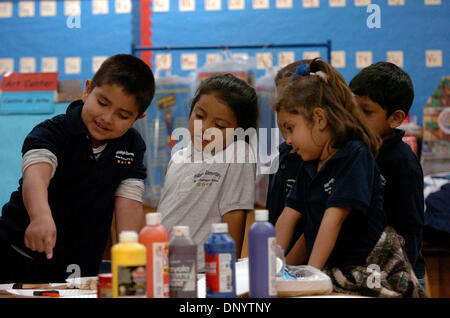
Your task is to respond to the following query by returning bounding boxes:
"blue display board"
[0,0,134,207]
[0,0,133,83]
[147,0,450,126]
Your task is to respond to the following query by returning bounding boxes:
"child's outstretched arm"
[308,207,350,270]
[114,197,144,240]
[285,233,308,265]
[222,209,246,259]
[275,206,303,253]
[22,163,56,260]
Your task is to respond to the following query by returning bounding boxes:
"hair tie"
[291,63,310,81]
[314,70,328,83]
[291,63,328,83]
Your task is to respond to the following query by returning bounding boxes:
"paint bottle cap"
[146,212,161,226]
[172,226,189,237]
[211,223,228,234]
[119,231,138,243]
[254,209,269,222]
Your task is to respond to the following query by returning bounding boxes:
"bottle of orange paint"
[139,212,169,298]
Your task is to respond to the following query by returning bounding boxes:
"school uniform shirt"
[285,140,386,268]
[158,140,256,270]
[377,129,425,279]
[0,100,146,279]
[266,142,305,249]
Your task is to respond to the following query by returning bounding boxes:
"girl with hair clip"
[275,58,425,297]
[158,73,258,271]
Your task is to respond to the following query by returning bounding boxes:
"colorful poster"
[423,76,450,154]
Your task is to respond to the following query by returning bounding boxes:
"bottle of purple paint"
[248,209,277,298]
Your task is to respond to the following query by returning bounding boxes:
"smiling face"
[189,93,238,152]
[81,80,145,148]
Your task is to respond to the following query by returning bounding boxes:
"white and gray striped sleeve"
[21,149,58,178]
[115,178,145,203]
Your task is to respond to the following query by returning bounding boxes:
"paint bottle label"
[117,266,146,297]
[169,259,197,296]
[205,253,233,293]
[268,237,277,296]
[152,242,169,298]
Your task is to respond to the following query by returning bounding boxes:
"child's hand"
[24,214,57,260]
[21,162,55,259]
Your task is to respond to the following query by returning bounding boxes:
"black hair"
[189,73,259,130]
[89,54,155,116]
[349,62,414,118]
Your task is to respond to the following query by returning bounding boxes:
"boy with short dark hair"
[349,62,426,286]
[0,54,155,283]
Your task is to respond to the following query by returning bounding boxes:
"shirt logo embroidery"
[380,174,387,186]
[193,170,222,188]
[115,150,134,165]
[286,179,296,192]
[324,178,335,195]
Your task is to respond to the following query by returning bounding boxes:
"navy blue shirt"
[0,100,146,278]
[377,129,425,278]
[266,142,305,249]
[286,140,385,268]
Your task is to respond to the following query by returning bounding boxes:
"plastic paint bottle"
[248,209,277,298]
[97,273,112,298]
[139,212,169,298]
[168,226,197,298]
[204,223,236,298]
[111,231,147,298]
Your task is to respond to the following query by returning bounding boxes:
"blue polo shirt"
[286,140,385,268]
[266,142,305,249]
[377,129,425,278]
[0,100,146,278]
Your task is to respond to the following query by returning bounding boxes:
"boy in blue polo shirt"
[266,61,306,254]
[350,62,426,287]
[0,54,155,283]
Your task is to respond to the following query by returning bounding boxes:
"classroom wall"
[0,0,134,208]
[0,0,449,208]
[146,0,449,124]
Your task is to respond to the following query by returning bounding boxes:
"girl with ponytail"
[274,58,425,297]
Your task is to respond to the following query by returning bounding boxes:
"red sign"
[1,72,59,92]
[401,113,410,125]
[403,135,418,156]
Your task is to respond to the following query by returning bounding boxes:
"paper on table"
[65,276,98,289]
[5,288,96,298]
[0,283,66,290]
[0,277,98,298]
[1,259,251,298]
